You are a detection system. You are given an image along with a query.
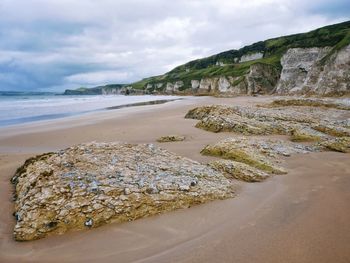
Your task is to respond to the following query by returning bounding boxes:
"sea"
[0,93,181,127]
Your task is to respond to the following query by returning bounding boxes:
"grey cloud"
[0,0,348,91]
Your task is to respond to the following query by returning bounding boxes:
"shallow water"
[0,94,181,127]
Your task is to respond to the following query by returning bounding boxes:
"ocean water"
[0,94,180,127]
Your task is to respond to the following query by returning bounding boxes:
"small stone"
[145,185,159,194]
[14,212,22,222]
[124,188,131,195]
[84,218,93,227]
[179,185,190,191]
[119,195,128,201]
[157,135,185,143]
[90,181,99,192]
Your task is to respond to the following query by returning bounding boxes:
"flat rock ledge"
[203,136,350,182]
[209,160,270,182]
[12,142,235,241]
[203,137,319,181]
[265,98,350,111]
[185,99,350,142]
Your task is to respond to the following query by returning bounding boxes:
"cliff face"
[142,43,349,97]
[130,21,350,97]
[65,21,350,97]
[63,84,127,95]
[145,63,279,96]
[275,45,350,96]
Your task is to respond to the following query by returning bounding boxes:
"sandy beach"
[1,96,350,263]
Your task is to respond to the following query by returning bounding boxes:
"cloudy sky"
[0,0,349,92]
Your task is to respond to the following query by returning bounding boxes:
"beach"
[1,95,350,263]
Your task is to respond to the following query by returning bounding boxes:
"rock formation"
[190,98,349,182]
[202,137,313,176]
[64,42,350,97]
[129,22,350,97]
[185,98,350,141]
[275,45,350,96]
[157,135,186,142]
[12,142,235,241]
[240,52,264,63]
[209,160,270,182]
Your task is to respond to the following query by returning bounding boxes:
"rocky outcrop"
[275,45,350,95]
[183,96,350,193]
[185,98,350,146]
[184,97,350,183]
[165,81,184,94]
[218,77,231,92]
[318,137,350,153]
[198,78,218,94]
[267,98,350,110]
[191,80,200,91]
[246,63,280,95]
[101,87,121,95]
[157,135,185,142]
[186,104,316,135]
[204,134,350,181]
[240,52,264,63]
[209,160,270,182]
[12,142,234,241]
[312,44,350,95]
[202,137,316,175]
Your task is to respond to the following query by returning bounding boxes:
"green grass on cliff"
[132,20,350,90]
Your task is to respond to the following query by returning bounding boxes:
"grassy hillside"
[132,20,350,91]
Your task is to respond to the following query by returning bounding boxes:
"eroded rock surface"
[12,142,235,241]
[209,160,270,182]
[318,137,350,153]
[185,98,350,141]
[202,137,316,175]
[187,98,349,182]
[157,135,186,143]
[266,98,350,110]
[275,45,350,96]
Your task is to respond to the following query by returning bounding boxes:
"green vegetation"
[63,84,125,95]
[131,20,350,90]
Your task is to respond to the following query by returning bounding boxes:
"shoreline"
[1,95,349,262]
[0,95,183,129]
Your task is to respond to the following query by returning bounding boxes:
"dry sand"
[0,96,349,263]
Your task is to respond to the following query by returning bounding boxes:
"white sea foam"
[0,95,181,126]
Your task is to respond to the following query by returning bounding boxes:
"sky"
[0,0,349,92]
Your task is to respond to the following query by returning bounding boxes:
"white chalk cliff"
[276,45,350,96]
[149,44,349,96]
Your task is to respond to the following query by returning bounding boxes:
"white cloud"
[65,70,133,85]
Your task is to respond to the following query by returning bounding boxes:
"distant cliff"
[63,84,126,95]
[64,21,350,97]
[128,20,349,96]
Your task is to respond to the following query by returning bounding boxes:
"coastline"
[0,95,182,128]
[1,96,350,262]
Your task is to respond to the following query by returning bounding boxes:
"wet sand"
[0,96,349,263]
